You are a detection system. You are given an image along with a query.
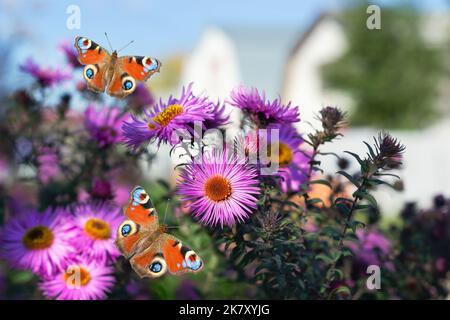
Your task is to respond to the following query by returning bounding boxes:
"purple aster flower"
[176,280,201,300]
[203,101,230,130]
[269,126,310,192]
[177,150,260,228]
[20,57,71,87]
[39,258,115,300]
[84,105,129,148]
[0,209,77,278]
[229,86,300,128]
[122,83,213,150]
[347,229,393,270]
[71,202,122,264]
[59,40,79,68]
[126,83,155,113]
[36,146,61,184]
[89,178,113,200]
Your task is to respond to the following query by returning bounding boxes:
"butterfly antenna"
[118,40,135,53]
[104,32,114,51]
[163,198,170,225]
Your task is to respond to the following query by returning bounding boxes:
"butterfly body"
[74,37,161,98]
[116,186,203,278]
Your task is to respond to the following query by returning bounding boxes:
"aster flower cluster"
[122,83,229,150]
[0,203,120,300]
[7,39,447,302]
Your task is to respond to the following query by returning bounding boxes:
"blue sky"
[0,0,448,90]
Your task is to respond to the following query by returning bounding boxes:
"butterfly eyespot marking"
[83,65,97,81]
[118,220,138,238]
[148,257,167,277]
[122,76,136,92]
[184,250,203,271]
[132,187,149,204]
[142,57,160,73]
[77,37,91,50]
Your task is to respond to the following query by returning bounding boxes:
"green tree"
[322,2,443,129]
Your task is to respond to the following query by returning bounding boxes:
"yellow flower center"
[63,266,91,287]
[268,142,293,166]
[204,175,232,202]
[84,218,110,240]
[148,104,184,130]
[22,225,54,250]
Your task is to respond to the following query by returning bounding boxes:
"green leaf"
[309,179,333,189]
[329,286,352,299]
[363,141,376,159]
[361,192,379,209]
[315,254,334,265]
[10,271,35,284]
[335,202,351,216]
[344,151,364,166]
[337,170,361,188]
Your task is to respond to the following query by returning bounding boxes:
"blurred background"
[1,0,449,216]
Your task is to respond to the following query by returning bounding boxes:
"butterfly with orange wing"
[74,36,161,98]
[116,186,204,278]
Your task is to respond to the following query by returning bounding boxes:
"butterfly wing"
[129,233,203,279]
[74,36,111,93]
[115,186,159,259]
[106,56,161,98]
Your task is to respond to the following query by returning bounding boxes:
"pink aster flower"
[39,258,115,300]
[177,150,260,228]
[0,209,77,278]
[229,86,300,128]
[84,105,129,148]
[59,40,79,68]
[270,125,310,192]
[71,203,122,264]
[122,83,215,150]
[20,57,71,87]
[347,228,393,271]
[36,146,61,184]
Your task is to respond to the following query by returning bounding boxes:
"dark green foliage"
[322,2,443,129]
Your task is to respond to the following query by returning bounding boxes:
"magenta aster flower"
[71,202,122,263]
[229,86,300,128]
[20,57,71,87]
[0,209,77,278]
[347,229,392,269]
[122,83,213,149]
[59,40,79,68]
[84,105,129,148]
[89,178,113,200]
[269,125,310,192]
[39,258,115,300]
[36,146,61,184]
[203,101,230,130]
[177,150,260,228]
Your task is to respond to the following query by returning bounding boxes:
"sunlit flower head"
[268,125,310,192]
[71,202,122,264]
[84,105,129,148]
[0,209,77,278]
[203,101,230,130]
[122,83,214,150]
[39,258,115,300]
[229,86,300,128]
[20,57,71,87]
[177,150,260,228]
